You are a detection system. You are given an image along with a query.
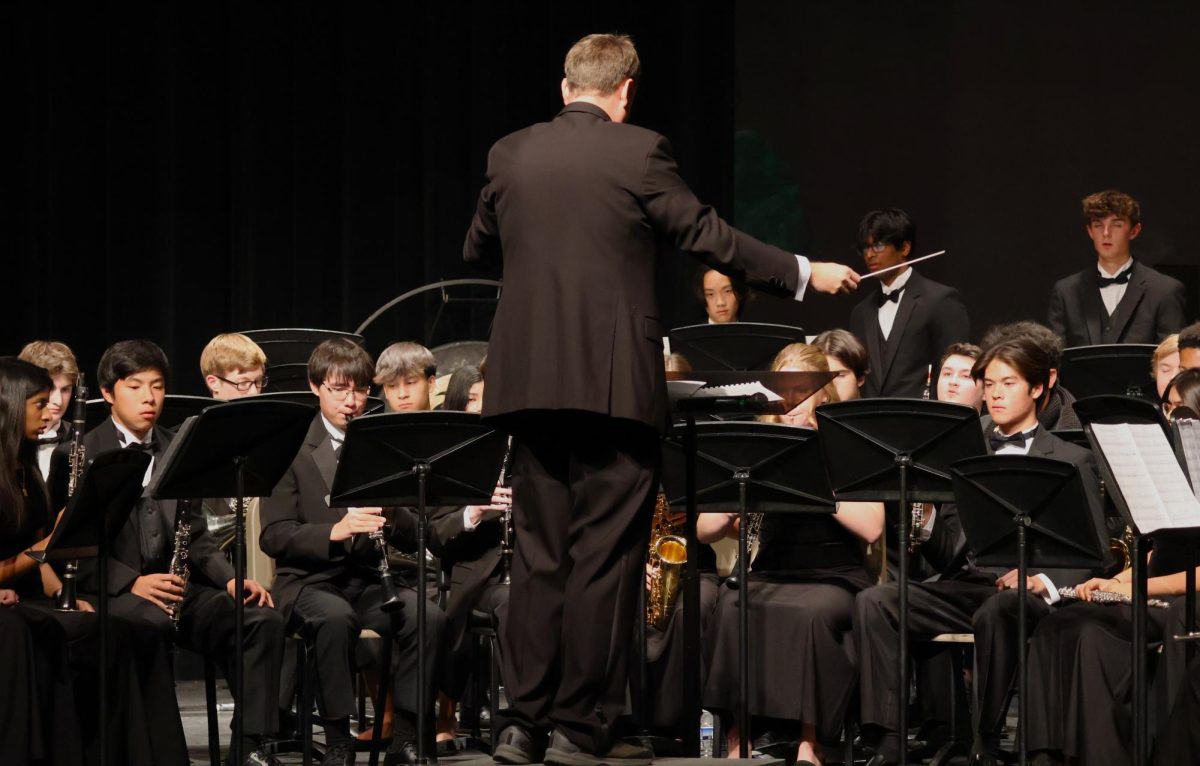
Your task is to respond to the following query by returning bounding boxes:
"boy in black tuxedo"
[1047,189,1187,346]
[848,209,970,398]
[50,339,285,766]
[260,338,445,766]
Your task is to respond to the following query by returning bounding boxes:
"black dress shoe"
[385,740,425,766]
[494,725,543,765]
[543,730,652,766]
[228,750,283,766]
[321,742,356,766]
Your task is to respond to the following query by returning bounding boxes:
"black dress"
[1025,535,1200,765]
[703,510,871,745]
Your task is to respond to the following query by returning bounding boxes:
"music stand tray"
[1060,344,1157,402]
[668,322,806,371]
[815,398,986,766]
[329,411,508,765]
[149,397,316,766]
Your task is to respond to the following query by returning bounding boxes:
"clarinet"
[498,435,515,586]
[347,413,403,610]
[57,374,89,611]
[908,365,933,553]
[165,500,193,629]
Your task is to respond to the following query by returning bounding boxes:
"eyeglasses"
[322,382,371,400]
[861,241,888,254]
[216,375,268,393]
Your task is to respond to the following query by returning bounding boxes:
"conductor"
[463,32,859,766]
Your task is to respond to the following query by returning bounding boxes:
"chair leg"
[369,635,393,766]
[205,656,222,766]
[300,641,314,766]
[489,631,501,755]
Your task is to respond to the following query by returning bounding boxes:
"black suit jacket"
[932,427,1112,588]
[46,418,234,596]
[464,101,801,430]
[1047,259,1188,346]
[849,270,970,399]
[260,415,420,623]
[427,505,503,648]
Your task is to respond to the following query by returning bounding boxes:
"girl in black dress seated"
[700,344,883,766]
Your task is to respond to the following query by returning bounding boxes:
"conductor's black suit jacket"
[1047,259,1188,346]
[848,270,970,399]
[464,101,802,429]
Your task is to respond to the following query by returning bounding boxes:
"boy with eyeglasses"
[261,338,445,766]
[848,208,970,398]
[201,332,270,398]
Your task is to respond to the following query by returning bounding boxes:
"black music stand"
[149,398,316,766]
[815,399,987,766]
[659,421,835,757]
[1060,344,1157,402]
[329,412,508,766]
[29,448,152,766]
[951,455,1109,766]
[668,322,806,371]
[663,368,833,758]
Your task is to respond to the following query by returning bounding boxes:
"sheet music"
[695,381,783,401]
[1090,422,1200,534]
[1177,419,1200,497]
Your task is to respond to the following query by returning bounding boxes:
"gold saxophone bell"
[646,491,688,630]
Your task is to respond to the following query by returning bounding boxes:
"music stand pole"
[417,462,430,765]
[1132,535,1148,766]
[736,471,750,758]
[681,414,701,756]
[1016,517,1029,766]
[896,456,911,766]
[99,522,109,766]
[233,456,247,766]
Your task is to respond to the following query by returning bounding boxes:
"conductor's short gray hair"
[564,33,641,95]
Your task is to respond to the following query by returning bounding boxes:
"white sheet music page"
[695,381,783,401]
[1091,422,1200,534]
[1177,419,1200,497]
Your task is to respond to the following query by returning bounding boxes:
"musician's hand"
[809,262,861,295]
[330,507,385,541]
[131,573,186,613]
[995,569,1047,596]
[492,484,512,508]
[76,598,95,613]
[1100,579,1132,598]
[645,562,658,590]
[227,578,274,608]
[1075,577,1112,601]
[0,589,18,606]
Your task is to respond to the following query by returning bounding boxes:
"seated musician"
[812,329,868,402]
[701,343,884,766]
[855,336,1111,766]
[260,338,445,766]
[441,364,484,413]
[979,320,1079,430]
[1180,321,1200,371]
[697,267,747,324]
[1024,369,1200,764]
[935,342,983,411]
[17,340,79,480]
[376,342,437,412]
[48,339,285,766]
[1151,333,1180,401]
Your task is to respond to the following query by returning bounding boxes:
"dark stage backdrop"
[731,1,1200,338]
[10,2,1199,396]
[8,1,734,394]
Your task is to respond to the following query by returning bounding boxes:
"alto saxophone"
[645,492,688,630]
[908,364,933,553]
[166,500,193,629]
[57,374,89,611]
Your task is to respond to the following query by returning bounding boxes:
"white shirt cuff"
[462,507,479,531]
[1036,574,1060,605]
[793,255,811,301]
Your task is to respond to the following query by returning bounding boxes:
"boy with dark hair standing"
[49,339,286,766]
[260,338,445,766]
[848,208,970,398]
[855,337,1111,765]
[1047,189,1187,346]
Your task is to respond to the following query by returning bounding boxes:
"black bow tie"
[1097,270,1132,287]
[877,288,904,307]
[120,439,154,453]
[989,427,1035,451]
[38,432,66,446]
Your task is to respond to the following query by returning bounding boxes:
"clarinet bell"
[378,570,405,613]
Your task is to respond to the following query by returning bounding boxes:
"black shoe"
[544,730,652,766]
[321,742,356,766]
[228,750,283,766]
[385,740,424,766]
[494,725,544,765]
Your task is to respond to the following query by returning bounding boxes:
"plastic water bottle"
[700,710,714,758]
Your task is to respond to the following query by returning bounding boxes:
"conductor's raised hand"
[330,506,385,542]
[809,262,861,295]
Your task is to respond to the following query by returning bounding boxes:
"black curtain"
[9,1,735,394]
